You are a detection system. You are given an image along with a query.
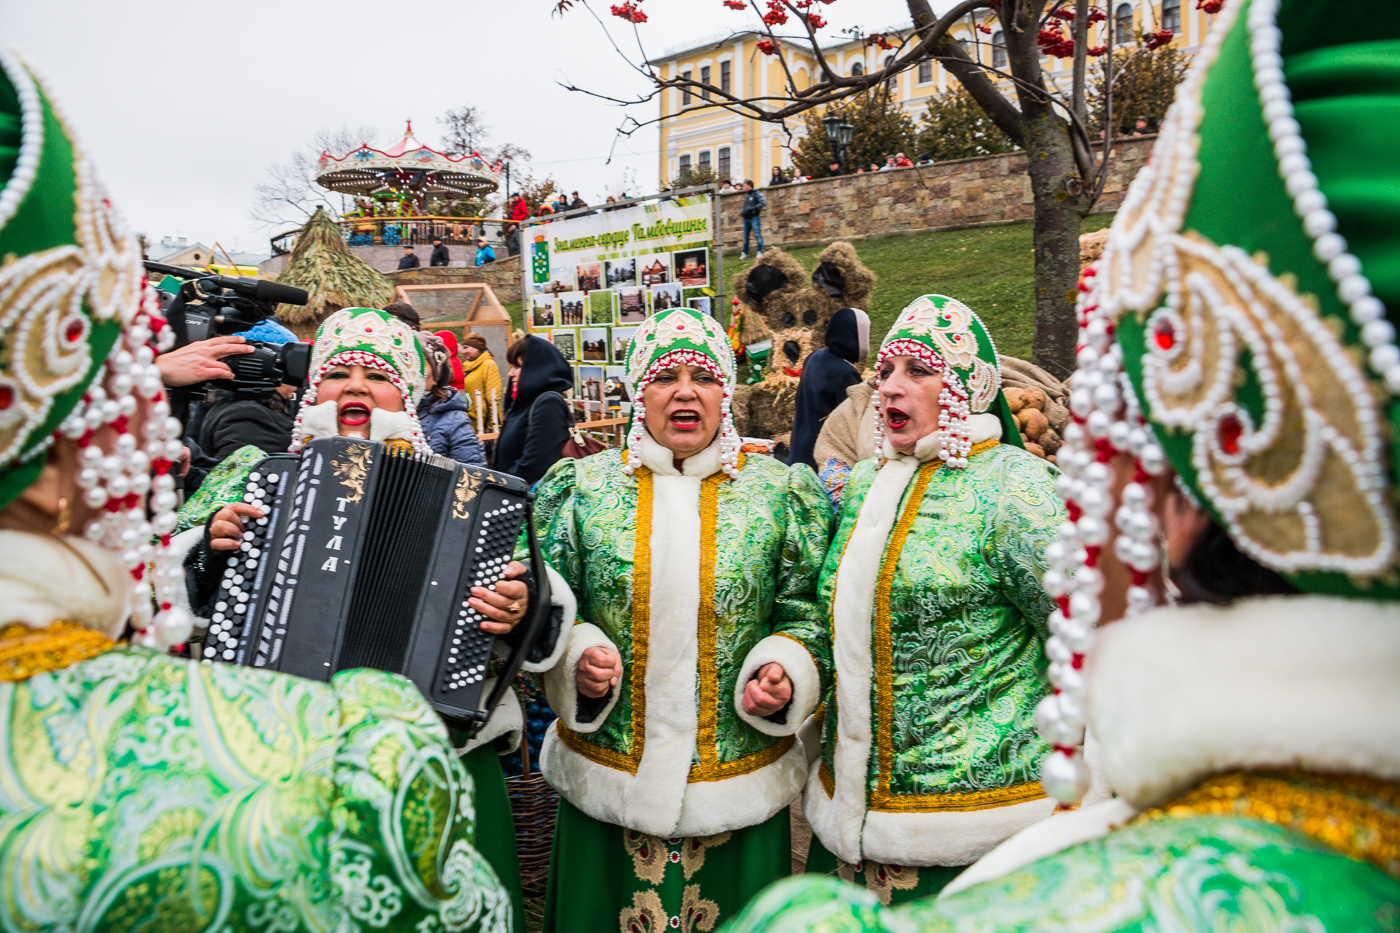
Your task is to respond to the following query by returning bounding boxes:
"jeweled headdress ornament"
[289,307,430,453]
[1038,0,1400,805]
[0,50,189,648]
[623,307,740,479]
[874,295,1023,465]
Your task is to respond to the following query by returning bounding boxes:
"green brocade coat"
[0,644,509,933]
[806,441,1065,869]
[535,439,833,839]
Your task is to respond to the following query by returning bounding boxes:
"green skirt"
[459,743,527,933]
[804,835,964,906]
[543,798,792,932]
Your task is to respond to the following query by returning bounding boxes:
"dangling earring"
[53,497,72,536]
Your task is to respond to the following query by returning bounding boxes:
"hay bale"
[275,206,396,339]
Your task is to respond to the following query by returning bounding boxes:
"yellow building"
[651,1,1217,184]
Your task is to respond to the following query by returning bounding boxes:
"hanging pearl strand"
[57,288,192,651]
[1036,266,1170,806]
[1247,0,1399,397]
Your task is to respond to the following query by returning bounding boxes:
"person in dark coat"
[398,246,420,270]
[789,307,870,470]
[430,237,450,267]
[494,335,573,486]
[195,318,303,463]
[416,332,486,465]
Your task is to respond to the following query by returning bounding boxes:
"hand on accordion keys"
[208,506,531,635]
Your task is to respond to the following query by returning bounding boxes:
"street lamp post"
[822,114,856,175]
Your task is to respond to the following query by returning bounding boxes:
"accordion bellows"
[203,436,548,732]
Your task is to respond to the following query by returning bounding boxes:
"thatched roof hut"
[275,206,396,338]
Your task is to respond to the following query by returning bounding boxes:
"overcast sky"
[2,0,924,258]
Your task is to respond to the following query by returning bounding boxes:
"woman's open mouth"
[669,410,702,430]
[338,403,371,426]
[886,407,911,430]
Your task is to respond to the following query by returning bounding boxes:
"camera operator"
[194,320,301,462]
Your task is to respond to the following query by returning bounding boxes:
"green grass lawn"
[724,214,1113,363]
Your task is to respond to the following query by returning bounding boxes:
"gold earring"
[54,497,72,536]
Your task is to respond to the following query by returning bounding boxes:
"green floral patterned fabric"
[530,448,833,768]
[0,645,509,932]
[720,813,1400,932]
[819,444,1062,799]
[175,444,267,534]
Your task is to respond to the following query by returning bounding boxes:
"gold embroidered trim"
[556,722,641,773]
[0,621,116,681]
[694,472,724,777]
[819,760,835,797]
[1138,769,1400,881]
[689,736,795,783]
[629,466,653,767]
[870,780,1048,812]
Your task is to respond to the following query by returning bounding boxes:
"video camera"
[145,261,312,400]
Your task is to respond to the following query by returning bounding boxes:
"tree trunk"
[1021,112,1084,380]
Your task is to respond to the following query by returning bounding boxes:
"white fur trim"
[540,722,808,837]
[520,563,575,674]
[638,429,721,477]
[861,796,1057,867]
[940,797,1140,897]
[167,526,206,620]
[823,453,921,861]
[734,635,821,736]
[543,622,622,734]
[457,687,524,755]
[1090,595,1400,810]
[369,408,418,442]
[0,531,132,640]
[299,400,339,441]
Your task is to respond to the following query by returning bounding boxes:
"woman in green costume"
[533,307,834,931]
[799,295,1070,905]
[174,307,572,933]
[0,50,507,932]
[723,0,1400,929]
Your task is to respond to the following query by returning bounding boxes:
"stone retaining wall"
[389,257,523,304]
[715,135,1154,250]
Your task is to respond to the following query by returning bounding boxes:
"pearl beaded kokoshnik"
[873,338,975,468]
[1035,0,1397,806]
[622,348,742,480]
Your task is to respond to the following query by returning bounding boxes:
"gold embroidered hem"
[557,721,794,782]
[0,621,116,681]
[1138,769,1400,881]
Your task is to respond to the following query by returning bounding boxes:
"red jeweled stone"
[0,385,11,409]
[65,319,84,342]
[1153,319,1175,351]
[1218,412,1243,455]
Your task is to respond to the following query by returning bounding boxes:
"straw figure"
[274,206,396,338]
[731,243,876,441]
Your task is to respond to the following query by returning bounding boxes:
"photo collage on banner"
[524,193,716,417]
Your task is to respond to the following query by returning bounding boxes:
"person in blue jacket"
[417,332,487,464]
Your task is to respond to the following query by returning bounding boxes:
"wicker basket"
[506,740,558,898]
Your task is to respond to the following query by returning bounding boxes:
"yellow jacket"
[461,351,504,432]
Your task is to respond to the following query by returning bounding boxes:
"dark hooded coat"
[494,335,574,485]
[790,308,867,470]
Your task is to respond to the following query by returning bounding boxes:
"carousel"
[310,121,501,248]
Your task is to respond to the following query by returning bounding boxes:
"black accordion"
[201,436,549,733]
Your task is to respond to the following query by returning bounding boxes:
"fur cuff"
[520,564,576,673]
[543,621,621,733]
[299,400,339,441]
[168,527,207,621]
[456,687,524,756]
[940,797,1139,897]
[733,635,820,736]
[369,408,418,442]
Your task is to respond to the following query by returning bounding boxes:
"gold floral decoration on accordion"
[452,470,484,520]
[331,443,373,505]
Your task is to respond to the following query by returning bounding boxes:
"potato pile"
[1005,387,1062,462]
[999,355,1070,465]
